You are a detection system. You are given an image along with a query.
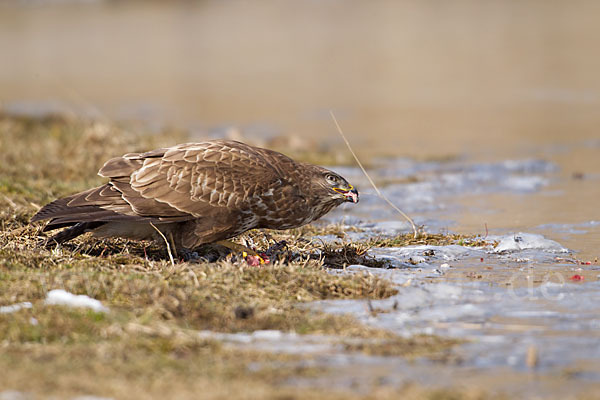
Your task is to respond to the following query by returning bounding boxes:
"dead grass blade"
[329,110,418,238]
[149,222,175,266]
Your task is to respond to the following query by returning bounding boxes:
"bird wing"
[97,140,285,219]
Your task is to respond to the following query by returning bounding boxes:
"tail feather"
[31,185,124,223]
[31,197,72,223]
[31,185,138,245]
[44,221,106,246]
[31,181,191,246]
[44,211,144,229]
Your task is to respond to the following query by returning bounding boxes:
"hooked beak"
[333,185,359,203]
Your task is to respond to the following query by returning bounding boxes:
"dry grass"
[0,113,491,399]
[368,233,495,248]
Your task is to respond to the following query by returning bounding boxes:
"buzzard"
[31,140,359,254]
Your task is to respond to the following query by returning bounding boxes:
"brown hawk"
[31,140,359,253]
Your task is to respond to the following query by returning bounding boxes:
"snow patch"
[44,289,109,313]
[0,302,32,314]
[0,390,29,400]
[493,232,568,253]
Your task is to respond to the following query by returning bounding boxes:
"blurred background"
[2,0,599,161]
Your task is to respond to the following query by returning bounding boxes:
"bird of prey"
[31,140,359,255]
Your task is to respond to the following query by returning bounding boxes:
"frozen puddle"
[196,330,342,355]
[307,231,600,395]
[315,233,600,368]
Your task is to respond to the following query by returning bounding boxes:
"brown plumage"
[31,140,359,251]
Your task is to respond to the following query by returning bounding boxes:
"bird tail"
[43,221,106,247]
[31,183,184,246]
[31,185,133,246]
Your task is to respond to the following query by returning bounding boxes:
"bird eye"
[325,174,339,185]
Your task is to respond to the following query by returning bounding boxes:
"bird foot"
[178,248,201,262]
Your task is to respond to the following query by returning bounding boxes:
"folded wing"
[32,140,284,230]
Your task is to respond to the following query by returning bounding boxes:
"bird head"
[320,171,359,204]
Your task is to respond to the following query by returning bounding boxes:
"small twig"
[150,222,175,266]
[329,110,418,238]
[168,232,178,257]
